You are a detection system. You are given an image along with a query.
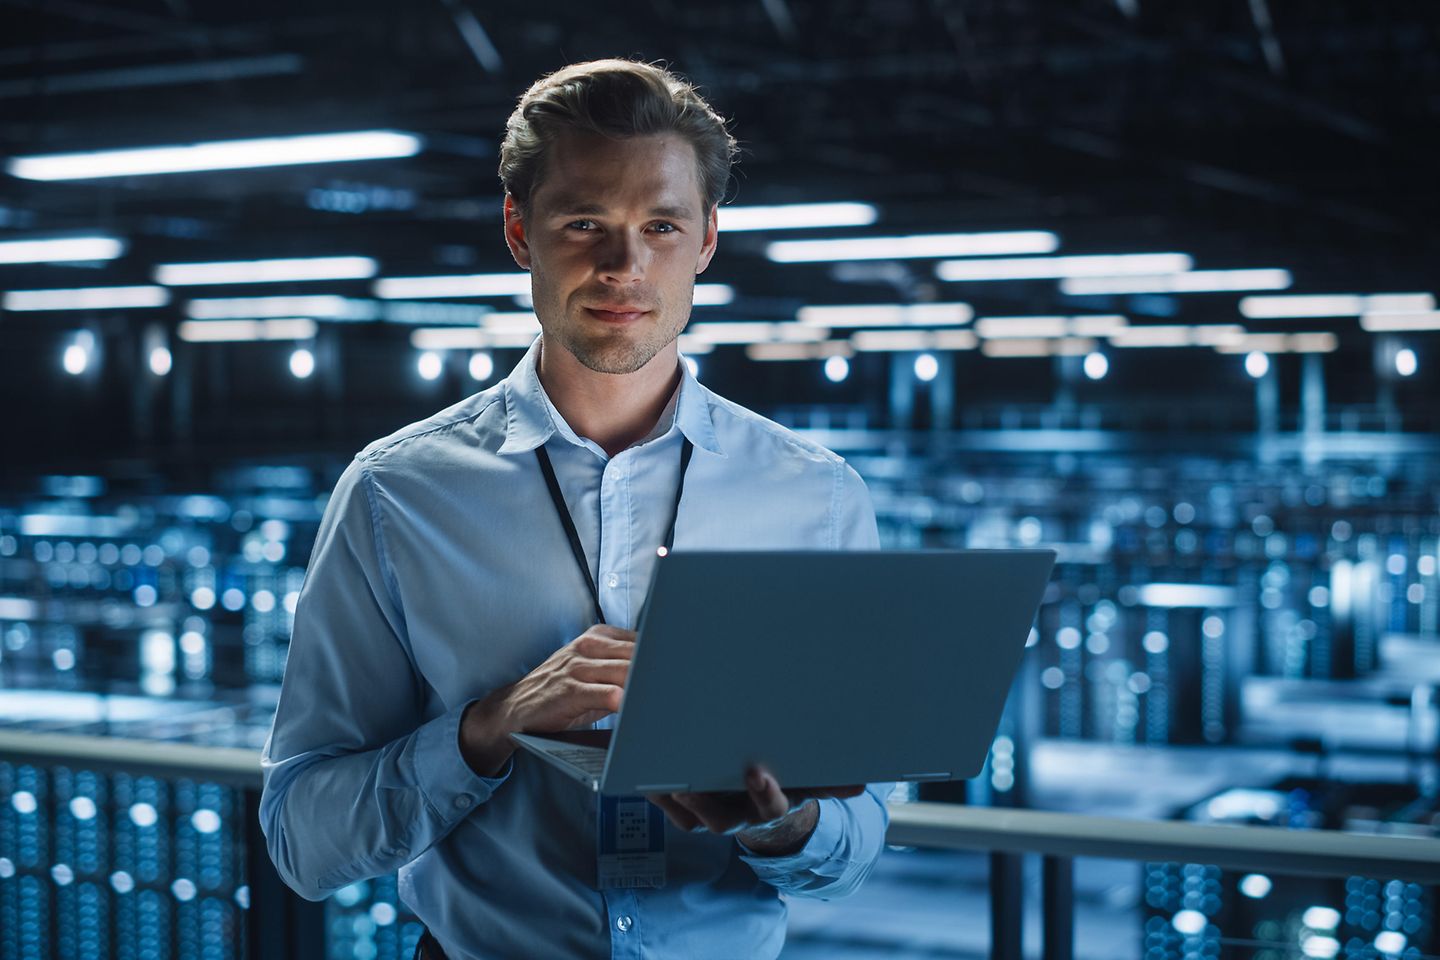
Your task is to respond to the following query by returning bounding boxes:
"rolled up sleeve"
[737,784,892,899]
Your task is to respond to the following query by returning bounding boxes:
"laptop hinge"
[634,783,689,792]
[901,772,951,781]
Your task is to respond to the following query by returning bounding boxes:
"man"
[260,59,890,959]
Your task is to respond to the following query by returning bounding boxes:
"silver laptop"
[511,549,1056,795]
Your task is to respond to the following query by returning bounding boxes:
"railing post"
[241,788,326,960]
[988,851,1024,960]
[1041,855,1073,960]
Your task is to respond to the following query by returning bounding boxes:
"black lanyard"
[535,437,694,625]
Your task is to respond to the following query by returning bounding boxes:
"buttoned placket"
[596,448,633,628]
[605,888,641,959]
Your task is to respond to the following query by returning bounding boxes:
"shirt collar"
[498,337,725,458]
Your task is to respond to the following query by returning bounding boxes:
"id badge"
[596,795,666,889]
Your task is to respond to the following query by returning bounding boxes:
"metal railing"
[4,729,1438,960]
[887,803,1440,960]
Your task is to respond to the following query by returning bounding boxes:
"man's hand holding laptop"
[459,623,863,856]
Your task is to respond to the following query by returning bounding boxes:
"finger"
[585,625,637,643]
[573,635,638,661]
[745,767,789,822]
[646,794,701,832]
[570,659,630,686]
[572,681,625,715]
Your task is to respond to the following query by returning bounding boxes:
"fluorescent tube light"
[675,335,715,355]
[1286,333,1339,353]
[937,253,1193,282]
[481,312,542,333]
[685,322,826,344]
[1214,333,1288,354]
[1240,293,1435,319]
[975,315,1128,339]
[185,295,376,320]
[0,236,125,263]
[767,231,1059,263]
[410,328,485,350]
[156,256,377,286]
[1189,325,1247,347]
[409,327,537,350]
[1360,311,1440,332]
[3,285,169,311]
[975,316,1069,339]
[692,284,735,306]
[796,303,973,327]
[745,341,854,361]
[1061,269,1292,295]
[1068,315,1128,337]
[1053,338,1096,356]
[374,273,531,299]
[8,130,422,180]
[850,329,978,352]
[177,318,318,342]
[1108,325,1253,349]
[718,202,877,232]
[1108,325,1198,348]
[382,302,491,325]
[980,337,1097,358]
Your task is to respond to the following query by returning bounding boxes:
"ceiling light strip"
[1240,293,1435,319]
[0,236,126,263]
[156,256,378,286]
[3,285,169,310]
[719,203,877,232]
[767,231,1059,263]
[796,303,973,327]
[8,130,423,180]
[938,253,1193,282]
[1061,269,1292,296]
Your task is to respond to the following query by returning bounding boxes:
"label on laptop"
[596,795,666,889]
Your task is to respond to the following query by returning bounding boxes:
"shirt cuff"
[736,797,846,877]
[411,698,512,822]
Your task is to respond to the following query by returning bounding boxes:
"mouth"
[584,306,651,323]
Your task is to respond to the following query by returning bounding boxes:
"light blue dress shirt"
[260,338,890,960]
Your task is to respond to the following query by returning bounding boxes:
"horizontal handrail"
[0,729,262,787]
[888,803,1440,884]
[3,729,1436,882]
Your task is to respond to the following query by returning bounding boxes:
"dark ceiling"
[1,0,1436,471]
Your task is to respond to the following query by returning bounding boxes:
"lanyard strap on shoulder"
[535,437,694,625]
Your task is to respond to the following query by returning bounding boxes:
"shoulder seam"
[356,392,504,464]
[705,392,845,466]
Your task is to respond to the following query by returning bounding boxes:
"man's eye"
[652,222,676,233]
[566,220,596,231]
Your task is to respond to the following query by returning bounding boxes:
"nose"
[596,228,647,284]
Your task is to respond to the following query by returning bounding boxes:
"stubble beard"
[552,304,689,375]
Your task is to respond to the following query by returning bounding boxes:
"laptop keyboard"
[543,745,607,775]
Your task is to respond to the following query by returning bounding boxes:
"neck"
[536,337,682,457]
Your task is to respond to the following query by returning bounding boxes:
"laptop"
[510,549,1056,795]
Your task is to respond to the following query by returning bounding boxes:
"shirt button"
[606,573,619,589]
[616,916,633,933]
[455,795,473,810]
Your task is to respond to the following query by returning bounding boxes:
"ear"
[695,204,719,275]
[503,194,532,270]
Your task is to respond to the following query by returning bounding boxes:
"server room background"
[1,3,1438,959]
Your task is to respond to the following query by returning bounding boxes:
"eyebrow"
[547,198,698,221]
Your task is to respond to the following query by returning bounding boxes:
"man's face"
[504,130,719,375]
